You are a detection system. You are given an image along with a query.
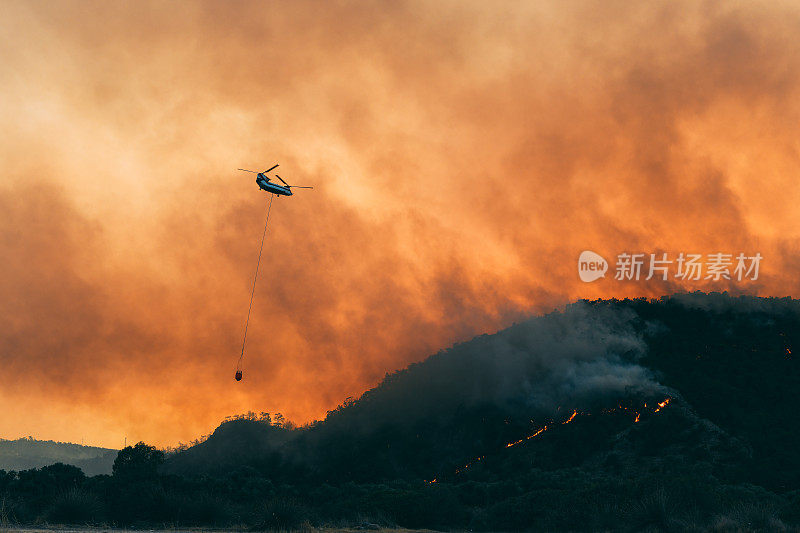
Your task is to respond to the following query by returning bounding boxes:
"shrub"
[257,497,310,530]
[174,493,233,526]
[624,487,685,532]
[712,502,787,532]
[46,488,103,525]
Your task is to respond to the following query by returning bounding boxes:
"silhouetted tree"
[112,442,164,480]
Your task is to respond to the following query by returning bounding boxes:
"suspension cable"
[237,194,274,373]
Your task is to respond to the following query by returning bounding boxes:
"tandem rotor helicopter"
[237,164,313,196]
[234,163,313,382]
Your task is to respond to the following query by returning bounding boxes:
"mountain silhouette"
[163,292,800,493]
[6,292,800,530]
[0,438,117,476]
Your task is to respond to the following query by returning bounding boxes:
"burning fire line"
[654,399,670,413]
[425,398,672,484]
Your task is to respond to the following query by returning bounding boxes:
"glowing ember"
[654,398,671,413]
[506,426,548,448]
[454,455,484,475]
[427,397,672,482]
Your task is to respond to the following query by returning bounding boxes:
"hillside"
[0,438,117,476]
[4,292,800,530]
[159,293,800,528]
[164,293,799,490]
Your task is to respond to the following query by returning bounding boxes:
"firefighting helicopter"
[234,164,312,382]
[237,164,313,196]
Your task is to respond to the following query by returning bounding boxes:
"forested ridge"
[2,293,799,531]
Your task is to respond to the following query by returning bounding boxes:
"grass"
[0,497,12,533]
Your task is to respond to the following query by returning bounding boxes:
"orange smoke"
[1,1,800,447]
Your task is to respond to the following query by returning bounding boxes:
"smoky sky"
[2,0,800,447]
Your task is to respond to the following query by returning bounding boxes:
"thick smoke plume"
[328,301,666,435]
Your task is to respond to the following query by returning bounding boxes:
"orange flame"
[429,398,672,482]
[506,425,549,448]
[654,398,671,413]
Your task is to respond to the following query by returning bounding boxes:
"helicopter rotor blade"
[287,185,314,189]
[275,174,290,186]
[264,164,279,174]
[237,168,258,173]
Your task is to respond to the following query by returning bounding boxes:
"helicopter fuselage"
[256,174,292,196]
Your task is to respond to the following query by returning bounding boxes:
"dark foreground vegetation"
[2,293,800,531]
